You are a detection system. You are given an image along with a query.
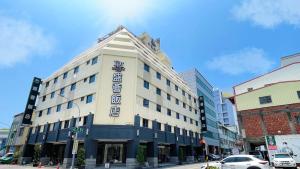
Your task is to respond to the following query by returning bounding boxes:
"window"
[67,101,73,109]
[45,81,49,88]
[86,60,90,65]
[143,99,149,108]
[176,113,180,119]
[144,80,149,89]
[38,110,43,117]
[165,125,171,132]
[175,85,178,91]
[184,116,187,122]
[297,91,300,99]
[144,63,150,72]
[194,98,196,103]
[42,96,46,102]
[142,119,148,128]
[70,83,76,91]
[182,90,185,96]
[188,94,191,100]
[60,88,65,95]
[74,66,79,74]
[167,93,171,101]
[189,106,192,111]
[19,128,24,136]
[259,96,272,104]
[195,110,198,114]
[81,97,84,101]
[196,121,199,126]
[89,74,96,83]
[166,79,170,86]
[176,98,179,105]
[296,116,300,124]
[92,56,98,65]
[190,119,193,124]
[183,102,186,108]
[50,92,55,99]
[167,109,172,116]
[84,78,87,82]
[156,72,161,80]
[86,94,93,104]
[83,116,88,125]
[56,104,61,112]
[235,157,252,162]
[63,72,68,79]
[156,104,161,112]
[54,77,58,84]
[157,122,161,131]
[64,120,69,129]
[47,107,51,115]
[156,88,161,95]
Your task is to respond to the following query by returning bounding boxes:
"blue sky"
[1,0,300,127]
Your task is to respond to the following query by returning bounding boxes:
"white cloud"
[232,0,300,28]
[0,15,54,67]
[206,48,274,75]
[95,0,172,34]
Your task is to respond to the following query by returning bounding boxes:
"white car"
[201,155,270,169]
[273,153,297,169]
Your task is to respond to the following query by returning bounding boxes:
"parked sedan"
[201,155,270,169]
[0,153,14,164]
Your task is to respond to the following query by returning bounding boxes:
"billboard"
[22,77,42,125]
[266,134,300,163]
[198,96,207,132]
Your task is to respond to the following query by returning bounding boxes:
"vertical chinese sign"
[110,61,125,117]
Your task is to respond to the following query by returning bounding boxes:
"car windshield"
[3,154,13,158]
[275,154,290,158]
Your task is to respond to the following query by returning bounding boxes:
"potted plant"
[32,145,41,167]
[136,145,145,169]
[77,147,85,169]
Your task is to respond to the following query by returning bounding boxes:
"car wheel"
[247,167,261,169]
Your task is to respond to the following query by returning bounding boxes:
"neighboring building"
[0,129,9,151]
[213,89,238,127]
[217,123,239,155]
[6,113,30,155]
[233,55,300,152]
[22,26,202,169]
[281,53,300,67]
[180,69,220,154]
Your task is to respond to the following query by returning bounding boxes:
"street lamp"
[58,94,80,169]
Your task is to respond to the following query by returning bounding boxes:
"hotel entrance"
[96,143,126,166]
[158,145,170,163]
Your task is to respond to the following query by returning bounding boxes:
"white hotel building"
[22,26,203,168]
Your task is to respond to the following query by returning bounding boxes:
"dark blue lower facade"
[23,114,202,169]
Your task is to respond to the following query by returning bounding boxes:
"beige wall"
[234,63,300,95]
[235,81,300,111]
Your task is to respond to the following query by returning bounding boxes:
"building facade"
[22,27,203,169]
[217,123,239,155]
[0,129,9,154]
[213,89,238,127]
[180,69,220,154]
[233,55,300,152]
[6,113,30,156]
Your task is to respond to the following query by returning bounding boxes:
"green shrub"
[77,147,85,166]
[136,145,145,164]
[33,145,41,162]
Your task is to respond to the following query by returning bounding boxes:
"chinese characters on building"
[110,61,125,117]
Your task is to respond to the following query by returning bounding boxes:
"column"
[40,123,50,165]
[84,113,96,169]
[170,126,179,164]
[20,127,34,164]
[147,141,158,167]
[62,118,76,168]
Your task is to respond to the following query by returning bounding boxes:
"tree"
[32,145,41,166]
[77,147,85,167]
[13,150,21,164]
